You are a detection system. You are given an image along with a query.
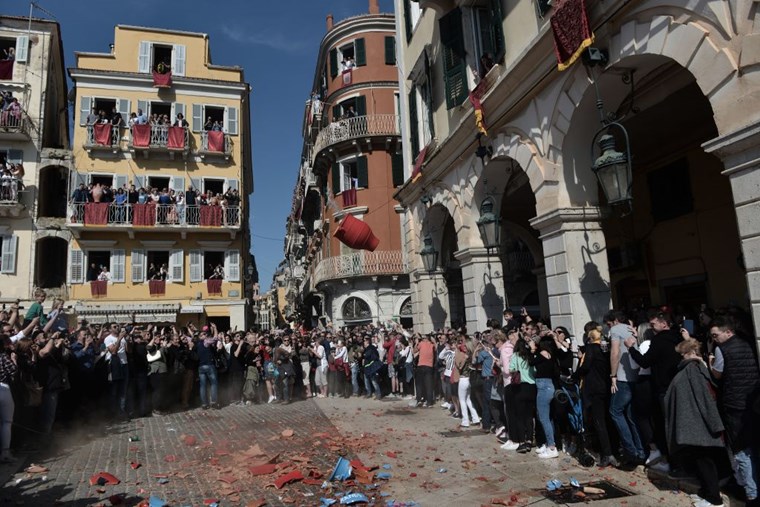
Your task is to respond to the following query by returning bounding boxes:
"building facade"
[0,16,71,305]
[394,0,760,337]
[68,25,253,329]
[283,0,412,329]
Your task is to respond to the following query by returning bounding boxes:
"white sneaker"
[471,418,481,425]
[460,421,470,428]
[693,499,723,507]
[267,395,275,404]
[646,448,663,465]
[500,440,520,451]
[538,448,559,459]
[534,445,547,454]
[441,402,451,409]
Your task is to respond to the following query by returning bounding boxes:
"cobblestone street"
[0,396,702,507]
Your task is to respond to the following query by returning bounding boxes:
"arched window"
[342,297,371,323]
[400,297,412,316]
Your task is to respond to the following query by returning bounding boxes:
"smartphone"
[682,319,695,335]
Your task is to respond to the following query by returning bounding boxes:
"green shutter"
[356,156,368,189]
[332,162,342,195]
[440,8,468,109]
[424,55,435,139]
[355,95,366,116]
[408,89,419,159]
[355,38,366,66]
[330,48,338,78]
[385,36,396,65]
[391,153,404,187]
[403,0,413,43]
[490,0,505,62]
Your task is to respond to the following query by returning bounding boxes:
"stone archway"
[38,164,69,218]
[34,236,68,290]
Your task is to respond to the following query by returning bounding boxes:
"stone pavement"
[0,395,728,506]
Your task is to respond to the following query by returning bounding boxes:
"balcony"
[84,124,121,154]
[312,114,400,164]
[128,125,189,159]
[0,111,30,141]
[313,250,407,286]
[67,203,241,236]
[199,131,232,161]
[0,179,25,217]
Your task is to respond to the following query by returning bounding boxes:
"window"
[203,178,224,195]
[330,38,366,78]
[0,35,28,63]
[79,97,130,127]
[332,95,366,120]
[86,250,111,282]
[342,297,372,322]
[331,156,368,195]
[131,249,181,282]
[0,236,17,274]
[138,42,185,76]
[440,8,468,109]
[472,0,505,74]
[385,36,396,65]
[191,104,238,134]
[647,158,694,222]
[148,176,170,192]
[402,0,423,42]
[203,251,224,280]
[146,251,169,279]
[90,174,114,187]
[408,53,435,159]
[149,101,171,119]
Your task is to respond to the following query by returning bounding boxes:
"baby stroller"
[554,377,596,467]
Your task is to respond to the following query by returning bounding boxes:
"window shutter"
[408,89,419,159]
[172,44,186,76]
[189,250,203,282]
[111,249,125,283]
[385,36,396,65]
[329,48,338,78]
[224,178,239,192]
[79,96,91,127]
[171,102,185,122]
[424,56,435,139]
[331,162,341,196]
[0,236,17,274]
[169,249,183,283]
[356,156,368,189]
[355,38,366,66]
[489,0,505,61]
[115,174,128,190]
[191,104,202,132]
[190,177,202,193]
[440,8,468,109]
[391,153,404,187]
[138,41,151,73]
[68,249,84,284]
[225,106,238,135]
[225,250,240,282]
[355,95,366,116]
[131,249,145,283]
[15,35,29,63]
[170,176,185,192]
[403,0,413,43]
[117,99,130,118]
[133,175,145,189]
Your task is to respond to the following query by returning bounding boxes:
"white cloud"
[221,25,308,53]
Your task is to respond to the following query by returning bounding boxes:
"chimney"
[326,14,334,31]
[369,0,379,14]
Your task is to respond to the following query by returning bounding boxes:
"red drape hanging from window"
[90,280,108,297]
[341,69,352,87]
[207,279,223,295]
[132,202,156,226]
[131,124,150,147]
[93,123,112,145]
[207,131,224,152]
[149,280,166,296]
[152,70,172,87]
[200,205,222,226]
[84,203,109,225]
[0,60,13,80]
[167,126,185,149]
[550,0,594,71]
[343,188,357,208]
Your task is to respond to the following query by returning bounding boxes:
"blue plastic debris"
[321,499,338,506]
[570,477,581,488]
[148,497,167,507]
[376,472,392,480]
[546,479,563,491]
[157,477,170,485]
[329,456,353,481]
[436,468,447,473]
[382,464,392,470]
[340,492,370,504]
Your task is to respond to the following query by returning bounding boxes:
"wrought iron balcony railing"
[312,114,400,163]
[0,111,30,140]
[128,125,189,153]
[199,131,232,159]
[84,124,121,151]
[313,250,407,286]
[67,203,241,229]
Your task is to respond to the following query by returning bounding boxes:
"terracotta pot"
[334,214,379,251]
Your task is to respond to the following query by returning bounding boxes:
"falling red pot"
[335,214,379,252]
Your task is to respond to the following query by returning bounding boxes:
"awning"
[75,303,181,324]
[204,306,230,317]
[180,305,205,314]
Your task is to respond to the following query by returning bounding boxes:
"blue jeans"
[351,363,360,395]
[198,364,218,406]
[609,380,644,459]
[364,372,381,398]
[535,378,555,447]
[735,447,759,500]
[481,377,494,430]
[40,390,59,434]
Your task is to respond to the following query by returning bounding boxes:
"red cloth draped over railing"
[343,188,357,207]
[131,124,150,147]
[132,202,156,226]
[341,69,352,87]
[0,60,13,80]
[207,131,224,152]
[90,280,108,297]
[84,203,109,225]
[167,126,185,149]
[149,280,166,296]
[207,279,223,295]
[200,205,222,226]
[152,70,172,87]
[551,0,594,71]
[93,123,112,145]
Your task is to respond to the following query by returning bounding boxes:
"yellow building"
[67,25,252,329]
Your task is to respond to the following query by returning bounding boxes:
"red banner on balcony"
[0,60,12,80]
[167,126,185,149]
[468,80,488,136]
[93,123,112,145]
[207,278,223,295]
[131,124,150,147]
[152,70,172,87]
[343,188,357,208]
[133,202,156,226]
[90,280,108,297]
[207,131,224,152]
[551,0,594,71]
[149,280,166,296]
[84,203,109,225]
[200,205,222,226]
[411,145,428,183]
[335,214,379,252]
[341,69,352,87]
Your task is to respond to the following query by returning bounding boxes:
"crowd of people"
[0,152,24,202]
[0,293,757,507]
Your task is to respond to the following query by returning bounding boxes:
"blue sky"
[5,0,395,287]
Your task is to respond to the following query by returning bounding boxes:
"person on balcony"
[135,108,148,125]
[97,266,111,282]
[127,112,137,127]
[175,190,186,225]
[113,187,127,223]
[127,184,139,205]
[209,264,224,280]
[204,116,213,131]
[345,105,357,119]
[155,59,170,74]
[85,108,98,126]
[0,169,12,201]
[97,109,108,124]
[2,47,14,60]
[211,120,223,132]
[110,107,123,128]
[173,113,188,128]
